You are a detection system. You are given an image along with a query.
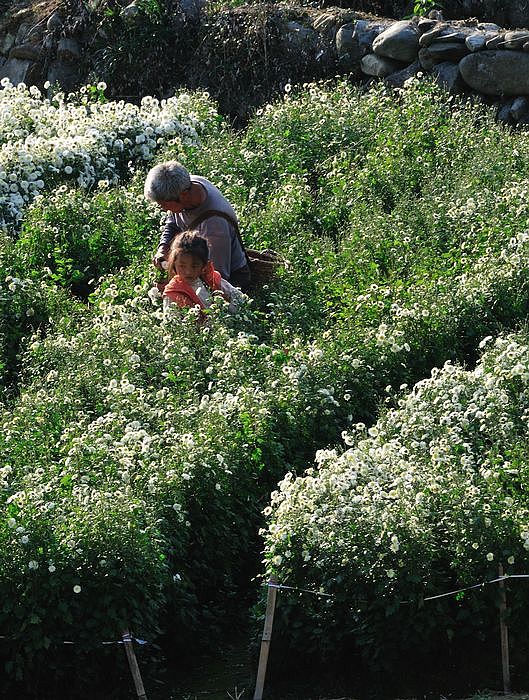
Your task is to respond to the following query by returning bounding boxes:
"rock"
[373,20,419,63]
[418,47,435,71]
[384,59,421,87]
[1,33,15,55]
[431,61,461,93]
[497,100,514,124]
[313,13,337,32]
[25,60,44,85]
[434,29,470,43]
[421,41,468,63]
[57,38,80,62]
[466,32,486,52]
[0,57,32,85]
[285,21,317,48]
[46,59,80,92]
[15,23,30,44]
[459,50,529,96]
[12,7,32,22]
[504,31,529,50]
[9,43,41,61]
[510,96,529,120]
[46,12,63,32]
[121,2,139,18]
[360,53,403,77]
[477,23,502,32]
[336,19,389,64]
[428,9,443,20]
[419,23,447,48]
[485,34,505,49]
[417,18,437,33]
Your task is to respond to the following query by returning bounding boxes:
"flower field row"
[263,330,529,691]
[2,78,529,693]
[0,82,217,230]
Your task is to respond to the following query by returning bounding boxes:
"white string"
[267,581,333,598]
[423,574,529,602]
[0,634,148,646]
[267,574,529,604]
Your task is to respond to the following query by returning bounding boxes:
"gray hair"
[143,161,191,202]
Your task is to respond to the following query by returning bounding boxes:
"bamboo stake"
[498,564,511,694]
[253,579,278,700]
[122,629,148,700]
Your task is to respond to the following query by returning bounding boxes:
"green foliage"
[412,0,439,16]
[13,184,158,296]
[264,332,529,690]
[6,77,529,694]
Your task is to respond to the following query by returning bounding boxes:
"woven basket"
[246,248,285,286]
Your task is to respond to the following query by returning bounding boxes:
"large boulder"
[372,20,419,63]
[336,19,389,64]
[459,50,529,95]
[284,21,317,49]
[419,22,448,48]
[504,31,529,50]
[361,53,403,77]
[0,57,31,85]
[384,59,421,87]
[419,41,468,69]
[57,38,80,62]
[46,59,80,91]
[431,61,462,93]
[9,43,41,61]
[465,32,486,52]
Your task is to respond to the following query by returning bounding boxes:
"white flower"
[390,535,399,553]
[48,564,56,573]
[486,552,494,561]
[73,585,82,593]
[28,560,38,570]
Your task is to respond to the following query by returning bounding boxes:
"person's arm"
[220,278,245,313]
[201,217,232,279]
[153,213,180,269]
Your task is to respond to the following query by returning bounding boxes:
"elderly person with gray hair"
[144,160,251,291]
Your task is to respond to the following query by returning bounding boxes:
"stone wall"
[1,3,529,125]
[336,11,529,124]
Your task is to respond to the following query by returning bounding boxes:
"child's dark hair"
[167,231,209,278]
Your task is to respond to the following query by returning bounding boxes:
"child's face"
[175,253,207,284]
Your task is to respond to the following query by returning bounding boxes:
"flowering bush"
[13,183,157,296]
[5,76,529,694]
[263,331,529,688]
[0,81,217,230]
[0,286,360,685]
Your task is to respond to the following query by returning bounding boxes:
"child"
[163,231,243,314]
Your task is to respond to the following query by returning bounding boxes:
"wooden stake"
[122,629,148,700]
[498,564,511,694]
[253,579,278,700]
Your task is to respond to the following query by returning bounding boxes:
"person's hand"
[152,250,168,270]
